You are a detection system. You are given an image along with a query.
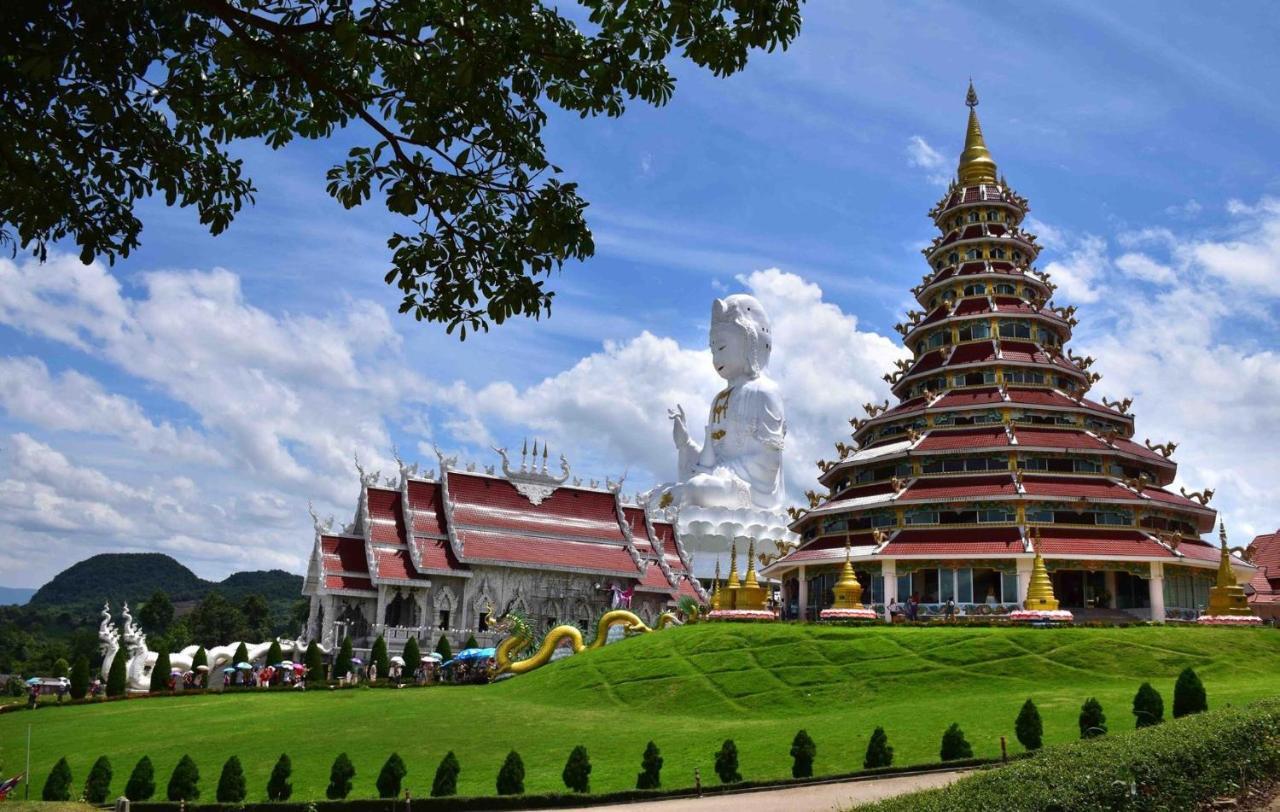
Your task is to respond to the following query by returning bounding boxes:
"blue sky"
[3,1,1279,586]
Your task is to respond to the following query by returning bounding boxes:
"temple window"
[963,282,986,296]
[1073,459,1102,473]
[904,508,938,525]
[939,509,978,524]
[987,211,1003,222]
[958,321,990,341]
[871,512,896,528]
[999,320,1032,339]
[437,609,451,629]
[979,507,1016,523]
[822,516,848,533]
[948,251,960,264]
[995,282,1016,295]
[965,248,982,260]
[968,211,981,223]
[1026,506,1054,522]
[478,612,490,631]
[991,247,1007,259]
[1012,250,1023,262]
[1003,369,1044,384]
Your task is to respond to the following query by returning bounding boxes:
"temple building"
[301,446,704,655]
[1246,530,1280,620]
[762,85,1255,623]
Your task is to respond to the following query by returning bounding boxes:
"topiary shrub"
[305,641,325,684]
[43,757,72,801]
[435,634,453,662]
[266,640,283,666]
[376,752,407,798]
[1080,697,1107,738]
[402,637,421,670]
[125,756,155,801]
[1134,682,1165,728]
[790,729,816,778]
[327,753,355,800]
[192,647,208,673]
[232,642,249,667]
[166,754,200,801]
[431,751,460,798]
[371,635,390,680]
[940,723,973,761]
[562,745,591,793]
[84,755,113,803]
[267,753,292,801]
[216,756,246,803]
[70,655,91,700]
[334,637,354,680]
[465,634,479,649]
[1174,667,1208,718]
[106,650,127,697]
[636,741,663,790]
[496,750,525,795]
[1016,699,1043,751]
[149,648,172,692]
[714,739,741,784]
[864,727,894,769]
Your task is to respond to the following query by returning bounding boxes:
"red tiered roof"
[456,528,638,575]
[881,527,1023,556]
[321,535,369,574]
[899,475,1017,500]
[406,479,447,536]
[1248,531,1280,604]
[1033,527,1173,559]
[1020,476,1134,500]
[1013,428,1108,451]
[447,472,626,543]
[915,427,1008,451]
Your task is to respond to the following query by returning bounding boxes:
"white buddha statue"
[661,294,786,512]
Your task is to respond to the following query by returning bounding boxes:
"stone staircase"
[1071,606,1148,624]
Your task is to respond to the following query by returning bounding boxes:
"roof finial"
[966,79,978,109]
[958,81,998,185]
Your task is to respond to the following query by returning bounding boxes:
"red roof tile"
[321,535,369,574]
[1034,528,1173,559]
[373,547,423,580]
[406,479,446,536]
[413,535,465,572]
[881,526,1023,556]
[1013,428,1108,450]
[447,472,625,543]
[457,528,639,575]
[900,474,1017,500]
[949,340,996,365]
[933,388,1003,408]
[1020,476,1132,499]
[955,298,990,316]
[324,575,375,592]
[915,427,1008,451]
[367,486,406,545]
[1175,541,1222,563]
[636,565,676,593]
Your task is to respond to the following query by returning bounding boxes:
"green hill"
[28,552,302,610]
[4,623,1279,799]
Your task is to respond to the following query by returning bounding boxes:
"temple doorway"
[1050,570,1107,609]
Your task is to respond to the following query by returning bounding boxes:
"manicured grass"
[3,624,1279,801]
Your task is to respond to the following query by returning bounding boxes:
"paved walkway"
[548,769,967,812]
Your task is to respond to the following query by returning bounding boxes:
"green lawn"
[3,624,1279,801]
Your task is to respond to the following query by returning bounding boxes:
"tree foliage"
[376,752,407,798]
[125,756,156,801]
[267,753,293,801]
[1080,697,1107,739]
[106,648,127,697]
[216,756,246,803]
[334,636,354,678]
[305,640,325,683]
[402,636,421,669]
[0,0,802,337]
[431,751,460,798]
[864,726,894,769]
[189,592,245,646]
[327,753,355,800]
[149,647,172,692]
[496,750,525,796]
[69,654,90,699]
[139,590,174,635]
[42,757,72,802]
[371,634,389,679]
[435,634,452,662]
[85,755,113,804]
[1015,698,1043,751]
[636,740,663,790]
[562,745,591,793]
[940,723,973,761]
[714,739,741,784]
[1174,667,1208,718]
[1133,682,1165,728]
[167,754,201,802]
[464,634,479,649]
[790,729,816,778]
[266,639,283,666]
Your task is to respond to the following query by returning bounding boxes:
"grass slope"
[3,624,1278,800]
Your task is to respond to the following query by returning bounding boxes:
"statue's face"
[710,323,750,380]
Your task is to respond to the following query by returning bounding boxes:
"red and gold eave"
[766,87,1246,579]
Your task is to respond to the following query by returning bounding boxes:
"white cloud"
[906,136,950,185]
[1184,197,1280,297]
[1114,252,1177,285]
[1165,199,1202,218]
[1041,234,1108,303]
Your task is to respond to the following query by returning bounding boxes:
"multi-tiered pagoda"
[762,86,1255,623]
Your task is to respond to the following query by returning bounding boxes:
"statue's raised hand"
[668,404,690,448]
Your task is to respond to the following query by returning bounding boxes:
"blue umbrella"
[221,667,237,673]
[235,662,252,670]
[26,677,41,685]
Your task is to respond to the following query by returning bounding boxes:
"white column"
[1016,558,1033,606]
[882,559,898,622]
[305,595,321,639]
[797,566,809,621]
[1149,562,1165,623]
[375,585,388,631]
[1104,570,1118,609]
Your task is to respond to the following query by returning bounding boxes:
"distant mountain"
[0,586,35,606]
[28,552,303,611]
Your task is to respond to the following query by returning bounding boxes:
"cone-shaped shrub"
[940,723,973,761]
[1080,697,1107,738]
[267,753,292,801]
[376,753,407,798]
[192,647,208,672]
[790,730,816,778]
[496,750,525,795]
[1173,667,1208,718]
[864,727,894,769]
[431,751,460,798]
[371,635,389,680]
[334,637,354,679]
[125,756,155,801]
[42,757,72,801]
[636,741,663,790]
[266,640,283,666]
[150,648,172,692]
[327,753,355,800]
[305,641,325,683]
[562,745,591,793]
[1133,682,1165,728]
[435,634,452,661]
[465,634,479,649]
[402,637,421,670]
[167,754,200,801]
[1016,698,1043,751]
[216,756,246,803]
[106,650,127,697]
[714,739,741,784]
[84,755,113,803]
[232,642,249,666]
[70,655,91,700]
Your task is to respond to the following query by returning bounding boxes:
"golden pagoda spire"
[1206,520,1254,617]
[1023,528,1060,611]
[710,558,722,611]
[832,541,865,608]
[727,540,741,590]
[1215,520,1235,588]
[958,81,999,186]
[743,540,760,590]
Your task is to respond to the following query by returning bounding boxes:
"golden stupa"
[1023,529,1061,612]
[1205,522,1254,617]
[831,542,865,609]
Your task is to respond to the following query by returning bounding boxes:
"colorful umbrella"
[25,677,41,685]
[235,662,252,670]
[195,665,209,672]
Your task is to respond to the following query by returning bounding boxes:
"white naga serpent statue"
[492,609,681,676]
[99,602,328,692]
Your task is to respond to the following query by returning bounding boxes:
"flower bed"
[1008,609,1074,623]
[1197,614,1263,625]
[819,607,880,621]
[706,609,777,622]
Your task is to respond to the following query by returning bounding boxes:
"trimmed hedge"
[858,698,1280,812]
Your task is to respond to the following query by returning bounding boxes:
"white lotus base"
[819,607,879,621]
[1196,614,1263,625]
[707,609,777,622]
[1009,609,1074,623]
